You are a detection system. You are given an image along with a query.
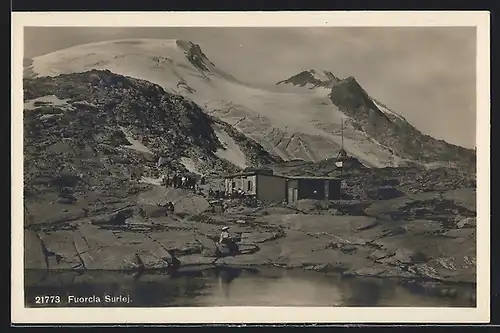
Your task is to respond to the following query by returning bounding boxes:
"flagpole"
[340,117,344,178]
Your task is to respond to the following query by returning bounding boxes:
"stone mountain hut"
[224,169,288,202]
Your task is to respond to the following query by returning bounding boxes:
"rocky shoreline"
[24,185,476,298]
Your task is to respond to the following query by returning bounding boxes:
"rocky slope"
[24,39,476,168]
[272,157,476,201]
[23,69,281,200]
[22,69,282,272]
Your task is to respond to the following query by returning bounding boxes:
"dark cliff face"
[175,40,241,84]
[176,40,215,72]
[328,76,475,167]
[276,69,341,89]
[329,76,383,120]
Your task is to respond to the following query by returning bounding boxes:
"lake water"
[24,266,476,307]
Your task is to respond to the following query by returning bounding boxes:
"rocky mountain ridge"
[23,69,281,199]
[277,71,475,170]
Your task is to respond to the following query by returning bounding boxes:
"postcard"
[11,10,490,324]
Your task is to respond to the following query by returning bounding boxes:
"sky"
[24,27,477,149]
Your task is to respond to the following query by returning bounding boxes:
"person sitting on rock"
[218,226,239,253]
[219,226,231,245]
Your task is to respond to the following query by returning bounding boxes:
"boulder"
[174,195,210,215]
[380,248,428,266]
[90,207,135,225]
[56,196,77,204]
[457,217,476,229]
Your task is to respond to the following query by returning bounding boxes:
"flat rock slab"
[241,231,281,244]
[399,219,444,235]
[139,204,170,218]
[24,230,48,269]
[378,248,428,265]
[179,254,217,266]
[294,199,324,212]
[173,196,210,215]
[38,230,83,269]
[257,214,377,236]
[254,206,299,216]
[73,223,171,270]
[25,200,87,226]
[364,189,476,221]
[147,231,202,255]
[137,187,210,215]
[457,217,476,229]
[363,193,437,217]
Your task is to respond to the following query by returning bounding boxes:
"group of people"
[228,189,248,199]
[207,188,248,199]
[162,174,205,190]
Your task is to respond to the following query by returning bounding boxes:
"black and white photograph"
[12,11,490,324]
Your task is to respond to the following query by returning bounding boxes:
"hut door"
[288,187,298,203]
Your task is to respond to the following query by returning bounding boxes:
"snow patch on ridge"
[212,124,248,169]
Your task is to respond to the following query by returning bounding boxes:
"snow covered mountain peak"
[23,40,475,169]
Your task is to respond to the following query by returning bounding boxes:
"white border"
[11,11,490,324]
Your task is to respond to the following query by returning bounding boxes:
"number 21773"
[34,296,61,304]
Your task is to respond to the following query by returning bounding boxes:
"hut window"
[247,180,253,191]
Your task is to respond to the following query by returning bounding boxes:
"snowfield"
[119,126,154,155]
[212,124,248,169]
[26,38,409,168]
[372,99,406,122]
[180,157,201,175]
[24,95,72,111]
